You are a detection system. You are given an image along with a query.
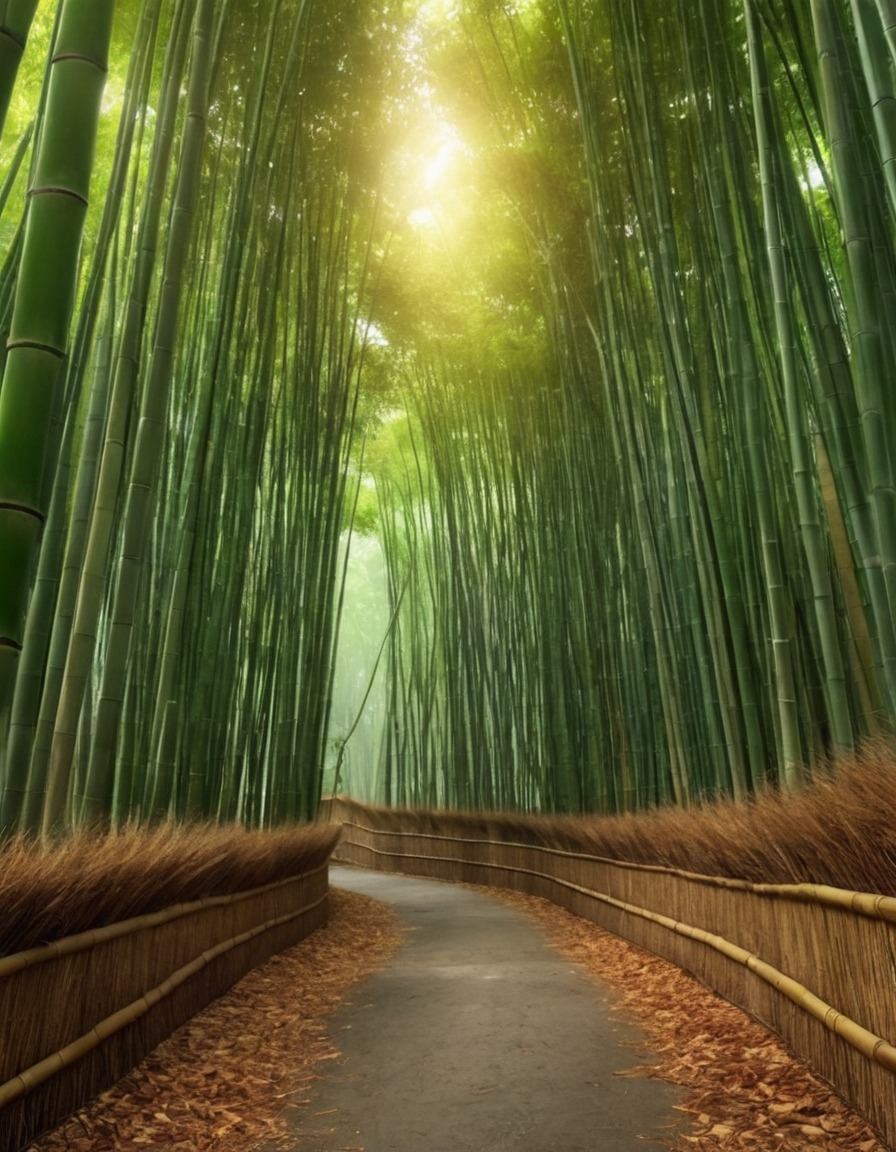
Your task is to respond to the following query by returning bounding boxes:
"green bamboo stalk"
[0,296,113,833]
[0,0,40,142]
[745,0,853,754]
[873,0,896,68]
[78,0,219,828]
[3,0,163,834]
[40,0,193,836]
[851,0,896,218]
[0,0,113,728]
[811,0,896,713]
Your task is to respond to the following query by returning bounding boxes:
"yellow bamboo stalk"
[585,889,896,1075]
[0,889,327,1109]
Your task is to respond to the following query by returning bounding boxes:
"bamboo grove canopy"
[0,0,895,833]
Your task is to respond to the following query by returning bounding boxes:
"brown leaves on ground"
[486,886,888,1152]
[24,889,403,1152]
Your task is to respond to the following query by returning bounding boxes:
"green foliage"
[4,0,896,830]
[0,0,399,833]
[350,482,381,537]
[359,0,896,813]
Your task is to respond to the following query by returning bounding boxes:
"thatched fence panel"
[0,864,330,1152]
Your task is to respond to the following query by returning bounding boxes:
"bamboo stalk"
[0,0,41,142]
[78,0,219,826]
[0,0,114,718]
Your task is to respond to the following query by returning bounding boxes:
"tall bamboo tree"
[0,0,114,732]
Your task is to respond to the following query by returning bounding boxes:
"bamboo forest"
[1,0,896,835]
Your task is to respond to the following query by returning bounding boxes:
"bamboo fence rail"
[0,862,330,1152]
[332,804,896,1149]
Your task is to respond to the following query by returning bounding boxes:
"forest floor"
[25,868,888,1152]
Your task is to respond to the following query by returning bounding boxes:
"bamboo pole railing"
[332,804,896,1150]
[0,863,330,1152]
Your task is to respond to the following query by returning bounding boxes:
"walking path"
[264,866,681,1152]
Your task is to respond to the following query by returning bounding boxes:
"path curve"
[268,866,681,1152]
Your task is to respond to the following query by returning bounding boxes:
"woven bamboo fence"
[331,801,896,1149]
[0,862,330,1152]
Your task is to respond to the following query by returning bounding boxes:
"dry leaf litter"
[485,886,888,1152]
[24,878,890,1152]
[24,889,403,1152]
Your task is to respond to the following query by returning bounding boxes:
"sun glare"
[418,0,459,23]
[405,120,469,229]
[409,207,438,229]
[424,133,462,188]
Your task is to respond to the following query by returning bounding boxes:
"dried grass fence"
[332,798,896,1150]
[0,851,332,1152]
